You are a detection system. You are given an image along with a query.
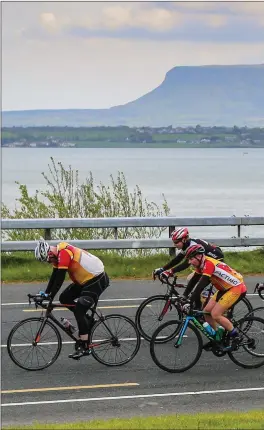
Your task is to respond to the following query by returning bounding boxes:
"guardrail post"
[114,227,118,240]
[168,226,175,257]
[44,228,52,240]
[237,225,241,238]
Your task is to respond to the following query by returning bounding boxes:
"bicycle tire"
[228,296,253,321]
[135,295,182,342]
[7,317,62,371]
[228,316,264,369]
[150,320,203,373]
[90,314,141,366]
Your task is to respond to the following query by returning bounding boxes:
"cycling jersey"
[186,256,247,308]
[163,238,224,273]
[195,256,245,292]
[53,242,104,285]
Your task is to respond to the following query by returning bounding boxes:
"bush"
[1,157,170,256]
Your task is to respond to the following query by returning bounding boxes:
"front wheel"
[135,295,182,342]
[90,314,141,366]
[7,317,62,371]
[150,320,203,373]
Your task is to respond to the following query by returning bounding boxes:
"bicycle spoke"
[91,315,140,366]
[7,318,62,370]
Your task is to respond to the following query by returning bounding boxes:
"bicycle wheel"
[135,295,182,342]
[90,314,141,366]
[7,317,62,371]
[150,320,203,373]
[228,316,264,369]
[228,296,253,322]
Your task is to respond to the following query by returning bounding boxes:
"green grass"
[1,249,264,283]
[3,410,264,429]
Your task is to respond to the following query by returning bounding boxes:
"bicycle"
[150,304,264,373]
[7,294,141,371]
[135,276,253,342]
[254,282,264,300]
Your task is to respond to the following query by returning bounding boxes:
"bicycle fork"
[33,316,49,345]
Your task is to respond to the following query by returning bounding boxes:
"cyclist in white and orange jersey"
[34,239,109,359]
[183,244,247,339]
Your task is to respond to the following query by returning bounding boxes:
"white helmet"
[35,239,50,262]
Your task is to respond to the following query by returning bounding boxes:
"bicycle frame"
[176,312,214,346]
[29,295,118,349]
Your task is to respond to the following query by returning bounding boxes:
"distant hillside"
[3,64,264,127]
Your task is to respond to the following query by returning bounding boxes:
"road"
[1,277,264,427]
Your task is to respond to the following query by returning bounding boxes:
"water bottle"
[203,322,216,337]
[215,326,225,342]
[61,318,76,334]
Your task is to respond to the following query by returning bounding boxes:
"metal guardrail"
[1,237,264,252]
[2,216,264,229]
[1,216,264,252]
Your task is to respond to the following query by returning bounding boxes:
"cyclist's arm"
[183,272,202,298]
[163,252,185,271]
[46,248,72,299]
[189,275,211,305]
[45,268,58,295]
[47,268,67,300]
[171,259,190,274]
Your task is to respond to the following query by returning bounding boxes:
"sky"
[2,0,264,111]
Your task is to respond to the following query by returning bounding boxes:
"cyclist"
[153,227,224,281]
[34,239,109,359]
[182,244,247,345]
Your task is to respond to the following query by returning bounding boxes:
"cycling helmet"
[171,227,189,241]
[35,239,50,262]
[185,244,205,259]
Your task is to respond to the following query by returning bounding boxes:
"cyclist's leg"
[203,292,222,330]
[70,273,109,358]
[59,283,82,311]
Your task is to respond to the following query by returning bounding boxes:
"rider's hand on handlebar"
[177,295,190,311]
[160,269,174,282]
[153,268,164,279]
[38,290,50,299]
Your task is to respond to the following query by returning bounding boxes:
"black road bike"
[7,294,141,371]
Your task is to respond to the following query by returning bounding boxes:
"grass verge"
[1,249,264,283]
[3,410,264,429]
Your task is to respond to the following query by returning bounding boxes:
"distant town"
[2,125,264,148]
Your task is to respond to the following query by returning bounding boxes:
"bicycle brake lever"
[253,283,259,293]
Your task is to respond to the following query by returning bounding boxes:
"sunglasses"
[173,239,183,244]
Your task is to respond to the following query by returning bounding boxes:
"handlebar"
[27,293,52,308]
[254,283,264,300]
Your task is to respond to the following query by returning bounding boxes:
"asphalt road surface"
[1,277,264,426]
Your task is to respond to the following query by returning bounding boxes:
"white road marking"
[2,387,264,407]
[1,298,148,306]
[1,294,260,306]
[1,336,186,348]
[22,304,151,312]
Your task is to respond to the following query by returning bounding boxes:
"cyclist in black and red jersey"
[34,239,110,360]
[153,227,224,281]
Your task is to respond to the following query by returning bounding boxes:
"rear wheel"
[90,314,141,366]
[228,316,264,369]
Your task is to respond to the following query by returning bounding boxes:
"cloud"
[3,2,264,45]
[40,13,57,30]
